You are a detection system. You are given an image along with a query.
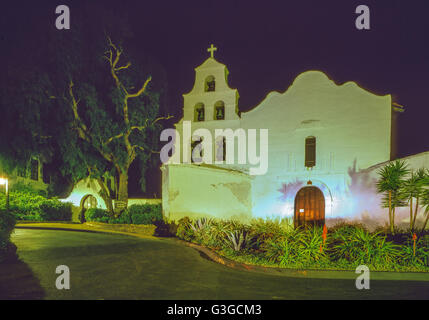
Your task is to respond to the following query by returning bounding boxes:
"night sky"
[131,0,429,158]
[1,1,428,179]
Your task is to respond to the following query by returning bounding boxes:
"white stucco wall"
[61,177,161,210]
[240,70,392,222]
[163,62,397,226]
[162,163,252,222]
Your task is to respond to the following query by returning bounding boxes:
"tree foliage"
[0,4,169,211]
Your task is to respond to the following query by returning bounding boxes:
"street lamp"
[0,177,9,211]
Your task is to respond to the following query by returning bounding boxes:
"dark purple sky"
[2,0,429,158]
[131,0,429,158]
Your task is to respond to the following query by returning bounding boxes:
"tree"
[402,168,427,231]
[418,186,429,237]
[0,65,56,180]
[376,160,409,234]
[64,36,171,214]
[0,3,169,205]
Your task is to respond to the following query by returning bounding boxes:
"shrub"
[224,229,251,252]
[154,219,177,237]
[108,210,132,224]
[128,204,163,225]
[262,227,328,267]
[249,218,291,251]
[329,225,402,268]
[206,220,235,248]
[176,217,247,249]
[85,208,110,223]
[0,191,46,217]
[0,210,16,257]
[0,190,72,221]
[39,200,73,221]
[399,235,429,267]
[176,217,194,241]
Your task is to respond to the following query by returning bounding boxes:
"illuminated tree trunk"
[116,171,129,212]
[96,178,114,215]
[410,197,413,230]
[412,197,419,231]
[388,191,393,233]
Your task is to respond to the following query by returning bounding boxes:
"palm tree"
[402,168,427,231]
[418,188,429,238]
[376,160,409,234]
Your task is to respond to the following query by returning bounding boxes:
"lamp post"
[0,177,9,211]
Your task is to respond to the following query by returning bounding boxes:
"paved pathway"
[1,229,428,299]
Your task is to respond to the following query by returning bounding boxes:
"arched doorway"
[79,194,98,223]
[294,185,325,228]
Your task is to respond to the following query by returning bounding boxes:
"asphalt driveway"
[1,229,428,299]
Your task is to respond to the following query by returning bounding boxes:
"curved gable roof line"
[241,70,390,116]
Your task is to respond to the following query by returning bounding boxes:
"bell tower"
[182,44,240,122]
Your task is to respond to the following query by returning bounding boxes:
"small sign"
[299,209,304,213]
[115,201,127,209]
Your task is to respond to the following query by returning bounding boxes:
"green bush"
[329,225,402,268]
[128,204,162,225]
[0,191,46,217]
[261,227,328,267]
[84,204,163,225]
[39,200,72,221]
[174,217,429,271]
[176,217,194,241]
[85,208,110,223]
[176,217,253,250]
[0,210,16,253]
[108,210,132,224]
[399,235,429,267]
[249,218,292,251]
[0,190,72,221]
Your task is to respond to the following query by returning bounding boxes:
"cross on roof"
[207,44,217,58]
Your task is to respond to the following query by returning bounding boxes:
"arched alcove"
[204,75,215,92]
[294,183,325,228]
[214,101,225,120]
[194,103,205,121]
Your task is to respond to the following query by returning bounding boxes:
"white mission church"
[160,45,429,228]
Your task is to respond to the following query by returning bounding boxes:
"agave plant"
[224,229,251,252]
[376,160,409,234]
[189,217,212,232]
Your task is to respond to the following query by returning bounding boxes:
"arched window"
[194,103,205,122]
[83,195,98,209]
[214,101,225,120]
[205,75,215,92]
[305,136,316,168]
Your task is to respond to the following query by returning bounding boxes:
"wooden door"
[294,186,325,228]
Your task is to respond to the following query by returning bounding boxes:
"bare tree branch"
[127,76,152,98]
